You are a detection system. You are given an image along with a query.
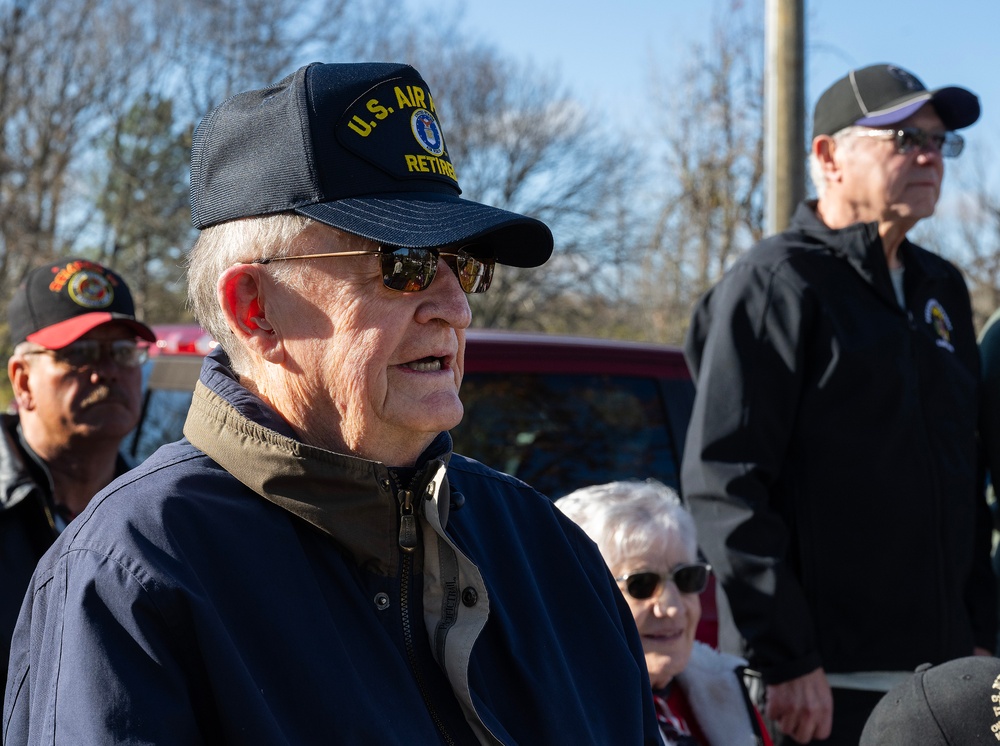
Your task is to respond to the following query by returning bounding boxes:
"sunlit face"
[836,105,947,227]
[16,323,145,449]
[615,541,701,689]
[270,225,472,465]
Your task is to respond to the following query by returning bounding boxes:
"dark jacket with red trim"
[681,201,997,685]
[0,414,57,699]
[4,350,659,745]
[0,414,130,697]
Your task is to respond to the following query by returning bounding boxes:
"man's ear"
[8,356,34,411]
[813,135,841,183]
[218,265,284,363]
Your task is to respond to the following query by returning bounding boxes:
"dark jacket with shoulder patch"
[681,201,997,685]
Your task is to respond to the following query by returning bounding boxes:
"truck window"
[452,372,683,500]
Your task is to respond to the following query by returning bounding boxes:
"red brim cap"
[26,312,157,350]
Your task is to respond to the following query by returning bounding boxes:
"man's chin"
[74,411,140,439]
[414,394,464,433]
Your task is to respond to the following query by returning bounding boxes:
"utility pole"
[765,0,805,234]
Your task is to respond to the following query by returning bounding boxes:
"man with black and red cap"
[4,64,659,744]
[682,63,997,745]
[0,258,154,691]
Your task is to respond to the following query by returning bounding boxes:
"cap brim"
[856,86,980,131]
[296,193,553,268]
[856,96,932,128]
[928,86,981,130]
[26,313,157,350]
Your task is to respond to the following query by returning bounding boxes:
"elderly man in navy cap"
[682,63,996,745]
[4,64,659,744]
[0,259,154,693]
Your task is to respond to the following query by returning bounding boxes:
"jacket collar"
[0,414,50,513]
[791,199,926,307]
[792,200,888,283]
[183,349,453,573]
[791,200,952,301]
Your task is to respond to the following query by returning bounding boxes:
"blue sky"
[429,0,998,150]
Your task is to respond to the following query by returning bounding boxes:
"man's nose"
[417,257,473,329]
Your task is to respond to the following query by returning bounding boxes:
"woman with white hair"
[556,480,772,746]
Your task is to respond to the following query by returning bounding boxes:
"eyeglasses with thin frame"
[615,562,712,599]
[852,127,964,158]
[253,244,495,294]
[23,339,150,370]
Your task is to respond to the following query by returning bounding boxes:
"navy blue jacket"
[4,351,658,745]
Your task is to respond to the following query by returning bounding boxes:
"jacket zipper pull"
[398,489,418,552]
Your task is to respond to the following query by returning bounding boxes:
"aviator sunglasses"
[853,127,964,158]
[615,562,712,599]
[254,244,495,294]
[24,339,150,370]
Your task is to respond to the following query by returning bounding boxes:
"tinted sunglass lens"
[898,129,963,158]
[381,247,437,291]
[896,129,919,154]
[625,572,660,600]
[456,250,494,294]
[943,132,964,157]
[673,565,709,594]
[378,245,496,294]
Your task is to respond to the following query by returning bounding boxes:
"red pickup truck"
[126,326,714,643]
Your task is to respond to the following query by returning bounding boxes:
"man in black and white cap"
[682,63,995,745]
[0,259,154,694]
[4,63,660,744]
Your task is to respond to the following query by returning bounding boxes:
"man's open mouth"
[405,357,444,372]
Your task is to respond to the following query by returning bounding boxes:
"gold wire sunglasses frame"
[253,245,495,294]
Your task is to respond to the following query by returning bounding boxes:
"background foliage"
[2,0,998,375]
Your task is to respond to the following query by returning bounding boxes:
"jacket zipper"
[906,293,951,654]
[393,474,455,746]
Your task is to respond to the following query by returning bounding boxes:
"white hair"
[184,213,373,377]
[555,480,698,571]
[12,342,42,356]
[186,212,316,374]
[809,125,867,198]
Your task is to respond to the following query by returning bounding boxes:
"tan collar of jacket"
[182,380,452,575]
[183,378,502,744]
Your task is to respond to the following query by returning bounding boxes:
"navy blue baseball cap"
[860,657,1000,745]
[812,63,980,139]
[190,62,553,268]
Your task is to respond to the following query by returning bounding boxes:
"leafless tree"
[1,0,766,352]
[0,0,386,332]
[555,1,765,346]
[402,36,635,331]
[0,0,156,298]
[644,2,765,344]
[924,147,1000,332]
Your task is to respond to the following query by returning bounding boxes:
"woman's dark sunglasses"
[615,562,712,599]
[254,244,495,294]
